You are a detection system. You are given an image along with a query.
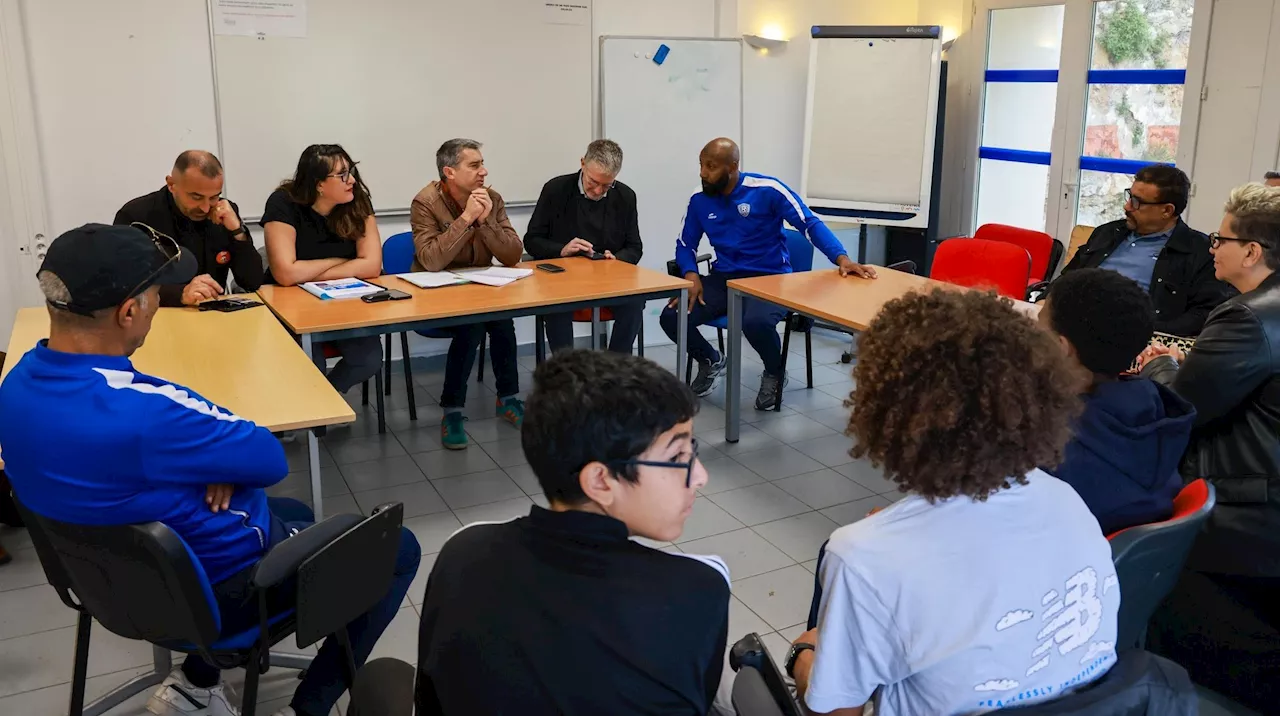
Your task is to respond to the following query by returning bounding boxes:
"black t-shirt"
[259,189,359,283]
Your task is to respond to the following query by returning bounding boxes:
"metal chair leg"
[686,354,695,386]
[241,646,262,716]
[400,332,417,421]
[638,318,645,358]
[477,331,487,382]
[805,327,814,388]
[383,334,392,396]
[374,371,386,434]
[535,317,546,364]
[717,328,725,355]
[68,612,91,716]
[82,645,170,716]
[778,314,793,413]
[361,380,369,407]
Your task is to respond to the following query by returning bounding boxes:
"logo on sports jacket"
[737,202,751,218]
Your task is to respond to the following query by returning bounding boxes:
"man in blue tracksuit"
[660,138,877,410]
[0,224,419,716]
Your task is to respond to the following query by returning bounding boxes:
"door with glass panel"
[970,0,1201,241]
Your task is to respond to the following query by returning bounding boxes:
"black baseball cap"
[38,223,197,316]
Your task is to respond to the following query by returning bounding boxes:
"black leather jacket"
[1063,219,1235,336]
[1142,271,1280,578]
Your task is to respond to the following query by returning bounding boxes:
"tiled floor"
[0,329,905,715]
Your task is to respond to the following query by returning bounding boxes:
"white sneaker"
[145,668,240,716]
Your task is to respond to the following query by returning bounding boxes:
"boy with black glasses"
[415,350,731,716]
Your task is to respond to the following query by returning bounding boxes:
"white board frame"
[800,26,943,230]
[598,36,744,162]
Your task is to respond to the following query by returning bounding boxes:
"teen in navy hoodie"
[1040,268,1195,534]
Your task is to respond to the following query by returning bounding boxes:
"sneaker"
[145,669,239,716]
[441,412,468,450]
[496,397,525,429]
[690,357,726,397]
[754,372,790,411]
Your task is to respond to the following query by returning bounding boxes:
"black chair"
[347,657,416,716]
[729,632,1197,716]
[665,253,728,385]
[1108,478,1216,651]
[14,493,404,716]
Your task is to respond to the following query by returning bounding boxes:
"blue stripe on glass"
[1087,69,1186,85]
[979,147,1052,166]
[984,69,1060,83]
[1079,156,1173,174]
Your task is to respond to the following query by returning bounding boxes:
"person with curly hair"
[1039,268,1195,534]
[787,289,1120,716]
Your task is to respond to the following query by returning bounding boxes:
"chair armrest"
[732,667,787,716]
[251,513,363,590]
[666,253,713,278]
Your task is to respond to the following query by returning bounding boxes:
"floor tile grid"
[0,331,884,711]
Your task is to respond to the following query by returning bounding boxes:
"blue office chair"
[382,232,486,422]
[13,492,405,716]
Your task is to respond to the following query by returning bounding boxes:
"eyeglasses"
[607,439,701,488]
[1124,188,1168,210]
[582,171,615,193]
[1209,232,1269,250]
[327,163,359,183]
[125,222,181,300]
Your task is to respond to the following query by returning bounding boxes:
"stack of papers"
[398,267,534,289]
[299,279,384,300]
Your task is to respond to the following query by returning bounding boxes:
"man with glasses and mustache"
[525,139,646,353]
[415,350,731,716]
[0,224,421,716]
[1059,165,1232,336]
[115,150,264,307]
[661,138,877,411]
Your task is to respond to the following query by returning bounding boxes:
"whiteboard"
[600,37,741,342]
[213,0,593,218]
[801,27,942,229]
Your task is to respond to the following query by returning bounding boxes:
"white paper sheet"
[397,272,471,289]
[213,0,307,38]
[543,1,590,26]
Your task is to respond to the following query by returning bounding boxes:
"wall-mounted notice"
[544,1,589,26]
[213,0,308,38]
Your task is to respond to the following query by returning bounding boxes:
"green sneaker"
[496,397,525,429]
[441,412,468,450]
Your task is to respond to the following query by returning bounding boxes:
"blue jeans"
[439,320,520,409]
[658,270,789,376]
[182,497,421,716]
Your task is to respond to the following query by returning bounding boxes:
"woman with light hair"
[1135,182,1280,710]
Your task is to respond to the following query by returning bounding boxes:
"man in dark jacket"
[524,139,645,353]
[1039,269,1194,534]
[1060,165,1233,336]
[114,150,263,307]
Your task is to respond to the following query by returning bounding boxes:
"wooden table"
[0,303,355,516]
[723,269,1040,441]
[257,257,694,380]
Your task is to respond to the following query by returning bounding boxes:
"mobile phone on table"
[198,297,262,312]
[537,263,566,274]
[361,289,412,303]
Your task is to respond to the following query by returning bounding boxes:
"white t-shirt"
[805,469,1119,716]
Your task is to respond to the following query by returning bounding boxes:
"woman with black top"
[261,144,384,393]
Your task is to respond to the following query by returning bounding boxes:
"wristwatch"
[229,227,249,241]
[784,642,816,679]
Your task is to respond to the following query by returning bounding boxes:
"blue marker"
[653,44,670,65]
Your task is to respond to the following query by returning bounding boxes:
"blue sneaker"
[496,397,525,429]
[441,412,468,450]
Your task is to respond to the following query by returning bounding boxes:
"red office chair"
[974,224,1062,295]
[1107,479,1216,651]
[930,238,1032,300]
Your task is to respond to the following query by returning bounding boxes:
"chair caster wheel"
[840,352,854,364]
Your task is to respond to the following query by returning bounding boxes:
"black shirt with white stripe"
[415,506,731,715]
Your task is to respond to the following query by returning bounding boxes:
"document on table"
[299,278,383,300]
[398,267,534,289]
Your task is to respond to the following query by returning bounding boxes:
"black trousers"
[1146,569,1280,712]
[440,320,519,409]
[542,301,645,354]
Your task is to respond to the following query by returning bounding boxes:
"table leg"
[725,288,742,443]
[676,288,688,381]
[307,429,324,521]
[591,307,601,350]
